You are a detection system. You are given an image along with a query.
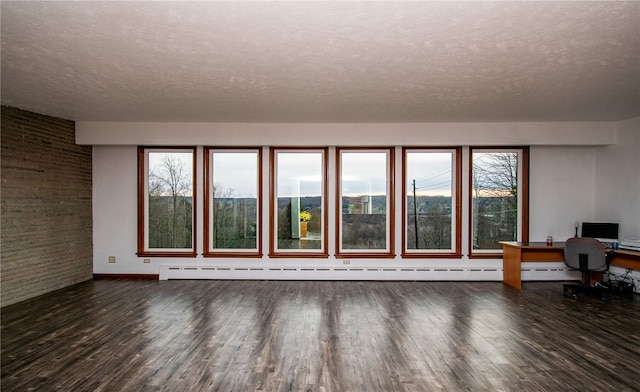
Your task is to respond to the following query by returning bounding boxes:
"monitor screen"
[581,222,619,241]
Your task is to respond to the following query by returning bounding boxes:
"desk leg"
[503,246,522,289]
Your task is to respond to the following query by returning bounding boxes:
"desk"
[500,241,640,289]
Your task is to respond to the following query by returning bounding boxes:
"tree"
[211,185,257,249]
[424,202,450,248]
[472,152,518,249]
[407,196,451,250]
[148,154,192,248]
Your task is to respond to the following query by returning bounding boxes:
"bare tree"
[473,153,518,199]
[212,185,236,248]
[407,197,452,250]
[148,154,192,248]
[472,152,518,249]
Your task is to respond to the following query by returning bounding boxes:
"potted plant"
[299,210,312,238]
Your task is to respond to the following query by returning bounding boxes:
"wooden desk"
[609,249,640,270]
[500,241,640,289]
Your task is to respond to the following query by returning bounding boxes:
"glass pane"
[211,151,259,250]
[471,151,519,250]
[340,151,389,250]
[147,151,193,249]
[406,151,453,251]
[275,152,323,251]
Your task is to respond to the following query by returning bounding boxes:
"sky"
[149,150,455,198]
[212,151,259,198]
[405,151,453,197]
[148,151,195,196]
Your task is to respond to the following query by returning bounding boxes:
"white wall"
[78,121,616,146]
[88,120,635,279]
[93,146,138,274]
[595,117,640,240]
[529,146,596,241]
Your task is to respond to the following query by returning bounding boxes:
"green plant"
[299,210,312,222]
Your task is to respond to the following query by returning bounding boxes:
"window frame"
[137,146,197,257]
[269,147,329,258]
[468,146,529,258]
[203,147,263,258]
[335,147,395,259]
[402,147,462,258]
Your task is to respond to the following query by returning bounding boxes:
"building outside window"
[270,148,328,257]
[337,148,394,258]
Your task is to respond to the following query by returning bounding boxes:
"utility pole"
[412,179,419,249]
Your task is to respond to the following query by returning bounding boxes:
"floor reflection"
[5,280,639,391]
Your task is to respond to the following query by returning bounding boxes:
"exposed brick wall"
[1,106,93,307]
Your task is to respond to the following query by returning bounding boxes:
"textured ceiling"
[1,1,639,123]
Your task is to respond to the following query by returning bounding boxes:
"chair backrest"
[564,237,608,272]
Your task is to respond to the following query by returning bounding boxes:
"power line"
[415,179,452,191]
[412,168,451,184]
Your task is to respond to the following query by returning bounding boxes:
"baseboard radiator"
[159,262,580,282]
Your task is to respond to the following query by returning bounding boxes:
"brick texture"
[1,106,93,307]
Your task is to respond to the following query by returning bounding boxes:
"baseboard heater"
[158,260,586,281]
[158,263,576,281]
[159,265,503,281]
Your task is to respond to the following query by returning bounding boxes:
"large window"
[403,148,461,257]
[204,148,262,257]
[469,147,529,256]
[136,144,530,261]
[137,147,196,257]
[270,148,328,257]
[336,148,394,258]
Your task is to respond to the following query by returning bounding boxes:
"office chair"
[563,237,610,298]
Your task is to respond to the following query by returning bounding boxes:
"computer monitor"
[581,222,619,242]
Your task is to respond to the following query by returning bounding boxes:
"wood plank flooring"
[2,280,639,391]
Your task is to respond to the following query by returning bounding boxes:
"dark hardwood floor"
[2,280,639,391]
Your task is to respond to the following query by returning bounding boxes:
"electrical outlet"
[143,259,151,264]
[108,256,116,263]
[343,259,350,265]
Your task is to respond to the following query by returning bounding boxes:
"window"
[336,148,394,258]
[469,147,529,256]
[403,148,461,257]
[137,147,196,257]
[270,148,328,257]
[204,148,262,257]
[136,144,529,261]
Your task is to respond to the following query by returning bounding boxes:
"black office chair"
[563,237,610,297]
